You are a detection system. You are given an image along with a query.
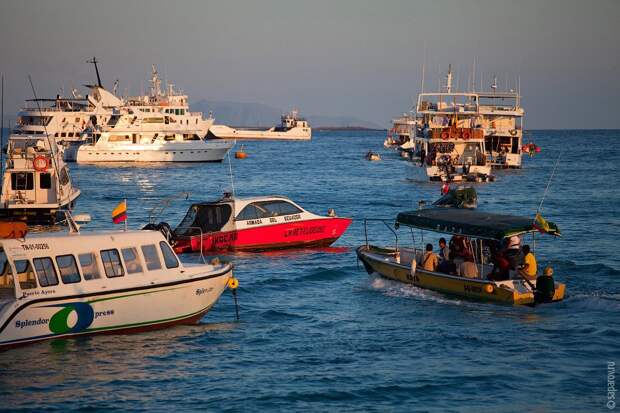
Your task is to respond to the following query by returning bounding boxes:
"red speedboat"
[173,193,351,253]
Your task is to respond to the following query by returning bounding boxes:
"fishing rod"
[536,149,563,216]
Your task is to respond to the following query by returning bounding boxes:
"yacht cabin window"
[59,168,70,186]
[56,255,81,284]
[33,257,59,287]
[78,253,101,280]
[14,260,37,289]
[0,249,14,291]
[11,173,34,191]
[141,244,162,271]
[159,242,179,269]
[121,248,143,274]
[100,249,124,278]
[40,173,52,189]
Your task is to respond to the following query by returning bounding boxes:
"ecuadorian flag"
[533,213,550,234]
[112,200,127,224]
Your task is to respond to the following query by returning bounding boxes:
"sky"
[0,0,618,128]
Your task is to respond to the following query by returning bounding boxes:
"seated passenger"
[504,235,521,269]
[519,245,537,280]
[488,251,510,281]
[438,237,449,260]
[420,243,438,272]
[437,251,457,275]
[458,255,479,279]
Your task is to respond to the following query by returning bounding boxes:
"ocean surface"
[0,130,619,412]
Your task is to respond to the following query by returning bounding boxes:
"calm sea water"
[0,130,619,412]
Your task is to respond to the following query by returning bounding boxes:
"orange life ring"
[462,130,471,140]
[33,155,50,172]
[440,131,450,140]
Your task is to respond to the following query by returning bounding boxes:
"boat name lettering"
[247,219,263,226]
[284,214,301,222]
[284,226,326,238]
[196,287,213,296]
[214,232,237,244]
[15,317,49,329]
[269,218,277,223]
[94,309,115,319]
[463,284,482,293]
[21,243,50,251]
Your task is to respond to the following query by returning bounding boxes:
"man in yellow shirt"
[520,245,537,280]
[421,243,438,272]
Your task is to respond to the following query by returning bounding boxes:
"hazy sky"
[1,0,618,128]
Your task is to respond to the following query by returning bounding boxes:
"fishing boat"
[173,193,351,252]
[0,134,80,224]
[207,110,311,141]
[356,208,565,305]
[0,218,235,348]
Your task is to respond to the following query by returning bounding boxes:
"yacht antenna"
[491,75,497,92]
[87,57,103,88]
[28,75,63,209]
[445,64,453,93]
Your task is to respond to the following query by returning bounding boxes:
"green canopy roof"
[395,208,560,240]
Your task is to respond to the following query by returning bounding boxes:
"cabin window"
[40,173,52,189]
[159,242,179,269]
[0,249,15,291]
[78,253,101,280]
[56,255,81,284]
[61,132,67,138]
[236,204,263,221]
[59,167,70,186]
[14,260,37,290]
[109,135,131,142]
[11,172,34,191]
[121,247,143,274]
[33,257,59,287]
[259,201,302,217]
[141,244,162,271]
[100,249,124,278]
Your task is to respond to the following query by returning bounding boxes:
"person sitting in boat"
[420,243,438,272]
[519,245,537,280]
[437,251,457,275]
[438,237,449,260]
[489,251,510,281]
[450,235,473,261]
[504,235,521,269]
[458,255,479,279]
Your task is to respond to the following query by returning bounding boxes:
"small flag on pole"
[533,212,550,234]
[112,200,127,224]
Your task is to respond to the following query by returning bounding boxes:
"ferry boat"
[74,128,234,163]
[410,66,525,172]
[0,223,235,348]
[207,110,311,141]
[0,134,80,224]
[173,194,351,252]
[356,208,565,305]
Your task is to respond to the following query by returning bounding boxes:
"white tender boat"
[0,134,80,224]
[0,225,234,348]
[208,110,311,141]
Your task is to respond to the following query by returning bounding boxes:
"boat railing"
[363,218,399,251]
[174,226,206,264]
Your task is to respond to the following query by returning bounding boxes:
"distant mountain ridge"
[191,99,383,129]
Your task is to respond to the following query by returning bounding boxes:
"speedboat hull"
[176,217,351,252]
[356,245,565,305]
[0,264,232,348]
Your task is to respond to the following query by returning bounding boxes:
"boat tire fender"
[441,131,450,140]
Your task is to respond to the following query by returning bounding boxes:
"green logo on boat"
[48,302,94,334]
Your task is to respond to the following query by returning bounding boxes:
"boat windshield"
[0,248,15,299]
[176,204,232,235]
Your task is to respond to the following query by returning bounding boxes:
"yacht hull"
[207,125,311,141]
[0,265,232,348]
[75,141,234,163]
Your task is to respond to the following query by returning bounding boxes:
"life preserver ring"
[462,130,471,140]
[33,155,50,172]
[440,131,449,140]
[521,144,530,153]
[510,129,518,136]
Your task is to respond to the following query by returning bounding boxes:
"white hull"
[426,165,492,181]
[75,141,234,163]
[208,124,311,141]
[0,265,232,347]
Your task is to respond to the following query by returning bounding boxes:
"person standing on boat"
[519,245,537,280]
[504,235,521,269]
[419,148,426,167]
[438,237,450,260]
[420,243,438,272]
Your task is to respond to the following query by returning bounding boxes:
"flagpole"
[124,199,128,232]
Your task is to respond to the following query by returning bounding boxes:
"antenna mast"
[87,57,103,88]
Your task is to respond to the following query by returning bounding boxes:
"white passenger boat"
[75,130,234,163]
[207,110,311,141]
[0,223,235,348]
[0,134,80,224]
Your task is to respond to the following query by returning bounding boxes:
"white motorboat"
[207,110,311,141]
[0,221,235,348]
[0,134,80,224]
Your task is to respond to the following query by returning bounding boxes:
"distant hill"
[191,99,383,129]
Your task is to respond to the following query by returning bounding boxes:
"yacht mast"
[87,57,103,88]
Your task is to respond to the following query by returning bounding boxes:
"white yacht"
[208,110,311,141]
[0,220,236,348]
[411,66,524,171]
[0,134,80,224]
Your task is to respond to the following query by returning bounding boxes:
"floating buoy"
[235,145,248,159]
[227,277,239,289]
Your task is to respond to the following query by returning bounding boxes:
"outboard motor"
[142,222,176,245]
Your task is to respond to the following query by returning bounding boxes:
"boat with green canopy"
[356,208,565,305]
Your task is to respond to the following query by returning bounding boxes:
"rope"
[536,150,562,216]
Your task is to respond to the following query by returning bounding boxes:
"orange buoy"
[235,145,248,159]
